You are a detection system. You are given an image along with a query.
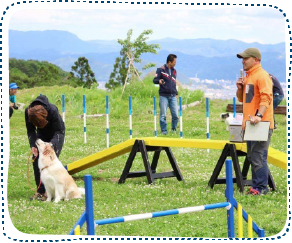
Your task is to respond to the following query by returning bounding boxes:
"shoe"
[246,187,269,196]
[258,187,270,195]
[251,188,261,196]
[161,131,167,135]
[246,187,257,195]
[171,129,177,134]
[29,192,47,201]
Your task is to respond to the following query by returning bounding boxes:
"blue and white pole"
[62,94,65,123]
[206,97,210,152]
[179,96,183,138]
[83,95,87,143]
[129,96,132,139]
[154,96,157,137]
[233,97,236,118]
[106,95,110,148]
[94,202,230,226]
[62,94,66,144]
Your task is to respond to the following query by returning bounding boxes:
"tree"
[9,58,80,88]
[106,29,160,90]
[71,57,98,88]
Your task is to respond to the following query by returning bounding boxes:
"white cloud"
[9,8,285,44]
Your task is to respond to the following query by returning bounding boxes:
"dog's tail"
[78,187,85,195]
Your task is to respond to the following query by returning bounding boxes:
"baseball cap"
[237,48,261,61]
[9,83,19,89]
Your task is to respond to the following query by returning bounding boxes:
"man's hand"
[250,116,262,125]
[159,79,165,85]
[43,143,53,156]
[236,77,244,89]
[31,147,38,157]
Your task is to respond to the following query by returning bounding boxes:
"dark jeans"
[9,107,13,118]
[246,129,273,190]
[159,95,178,133]
[273,94,284,126]
[33,134,65,194]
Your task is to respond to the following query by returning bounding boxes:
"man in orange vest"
[236,48,273,195]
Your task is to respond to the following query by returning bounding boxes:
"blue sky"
[9,8,285,44]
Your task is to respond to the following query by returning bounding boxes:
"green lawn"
[8,85,287,238]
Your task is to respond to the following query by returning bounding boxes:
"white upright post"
[83,95,87,143]
[129,96,132,139]
[179,96,183,138]
[62,94,65,144]
[154,96,157,137]
[106,95,109,148]
[206,97,210,153]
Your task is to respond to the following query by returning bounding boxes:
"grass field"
[8,81,287,238]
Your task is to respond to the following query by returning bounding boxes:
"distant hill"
[149,38,285,57]
[9,30,286,83]
[9,58,78,88]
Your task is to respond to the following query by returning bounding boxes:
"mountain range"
[9,30,286,83]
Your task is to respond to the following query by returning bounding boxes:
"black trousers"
[32,134,65,194]
[9,107,13,118]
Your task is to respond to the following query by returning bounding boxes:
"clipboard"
[243,121,270,141]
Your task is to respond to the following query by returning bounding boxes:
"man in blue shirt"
[153,54,178,135]
[269,74,284,129]
[9,83,19,118]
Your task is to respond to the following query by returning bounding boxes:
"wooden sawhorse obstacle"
[118,139,184,184]
[208,143,276,193]
[69,160,265,238]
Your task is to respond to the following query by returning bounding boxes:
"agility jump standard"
[69,160,265,238]
[179,96,183,138]
[154,96,157,137]
[83,95,87,143]
[106,95,110,148]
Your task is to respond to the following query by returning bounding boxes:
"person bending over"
[25,95,65,201]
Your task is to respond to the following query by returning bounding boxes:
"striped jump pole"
[94,202,230,226]
[206,97,210,153]
[106,95,110,148]
[129,96,132,139]
[83,95,87,143]
[233,97,236,118]
[179,96,183,138]
[154,96,157,137]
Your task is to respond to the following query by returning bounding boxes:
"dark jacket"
[153,64,178,97]
[270,74,284,96]
[25,95,65,149]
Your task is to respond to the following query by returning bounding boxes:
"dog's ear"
[220,113,229,119]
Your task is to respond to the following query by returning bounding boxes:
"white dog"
[220,113,234,131]
[35,139,85,203]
